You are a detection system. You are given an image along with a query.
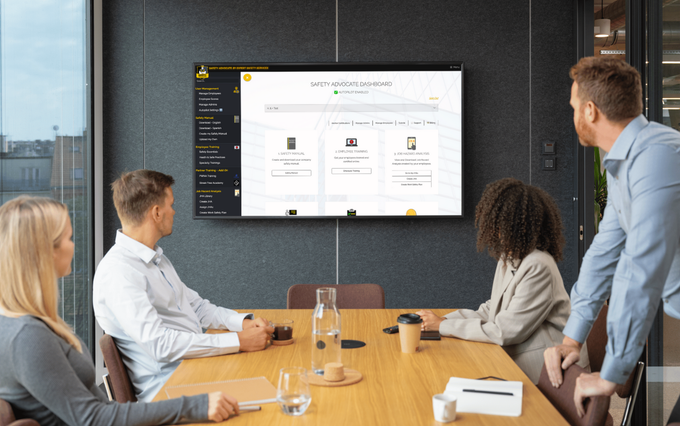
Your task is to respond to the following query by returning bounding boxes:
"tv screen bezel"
[192,61,464,220]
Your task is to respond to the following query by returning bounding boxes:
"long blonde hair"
[0,196,82,352]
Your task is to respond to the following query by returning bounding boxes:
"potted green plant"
[594,148,607,234]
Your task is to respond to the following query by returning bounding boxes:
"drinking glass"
[276,367,311,416]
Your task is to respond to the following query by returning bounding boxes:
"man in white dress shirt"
[93,169,273,402]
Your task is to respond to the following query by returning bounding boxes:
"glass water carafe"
[311,287,342,375]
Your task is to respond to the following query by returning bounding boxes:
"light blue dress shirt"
[93,230,253,401]
[563,114,680,385]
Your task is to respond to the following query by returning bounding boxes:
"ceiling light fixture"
[595,0,611,38]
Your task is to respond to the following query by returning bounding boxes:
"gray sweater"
[0,315,208,426]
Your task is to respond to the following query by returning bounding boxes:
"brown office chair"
[99,334,138,403]
[0,399,40,426]
[538,363,611,426]
[586,304,609,373]
[586,304,645,426]
[287,284,385,309]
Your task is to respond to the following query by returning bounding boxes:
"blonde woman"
[0,196,237,426]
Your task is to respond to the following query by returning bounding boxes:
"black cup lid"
[397,313,423,324]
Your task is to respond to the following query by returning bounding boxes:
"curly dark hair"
[475,178,565,263]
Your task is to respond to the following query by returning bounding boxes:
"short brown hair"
[475,178,565,263]
[111,169,175,226]
[570,57,642,122]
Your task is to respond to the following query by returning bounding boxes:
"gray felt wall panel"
[529,0,579,292]
[102,0,578,310]
[102,0,146,251]
[337,0,536,309]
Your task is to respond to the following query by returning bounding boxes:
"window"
[72,168,84,180]
[20,167,42,187]
[0,0,92,350]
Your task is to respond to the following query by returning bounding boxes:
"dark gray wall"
[102,0,578,310]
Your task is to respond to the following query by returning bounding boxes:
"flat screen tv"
[193,62,463,219]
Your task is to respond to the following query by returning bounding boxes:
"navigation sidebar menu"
[194,67,241,218]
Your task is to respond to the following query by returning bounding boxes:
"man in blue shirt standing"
[544,57,680,417]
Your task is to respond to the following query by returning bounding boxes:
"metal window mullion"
[648,0,663,124]
[647,0,665,371]
[575,0,596,266]
[627,0,646,102]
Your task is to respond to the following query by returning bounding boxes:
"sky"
[0,0,86,141]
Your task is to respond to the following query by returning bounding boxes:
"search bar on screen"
[264,104,438,113]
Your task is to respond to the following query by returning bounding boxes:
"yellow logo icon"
[196,65,209,79]
[244,74,252,81]
[406,209,417,216]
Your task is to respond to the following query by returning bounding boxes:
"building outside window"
[0,1,92,350]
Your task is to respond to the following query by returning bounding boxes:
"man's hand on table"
[416,310,444,331]
[242,317,270,330]
[238,318,274,352]
[573,372,617,417]
[207,391,239,422]
[543,336,582,388]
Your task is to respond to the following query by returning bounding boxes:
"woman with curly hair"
[417,178,589,383]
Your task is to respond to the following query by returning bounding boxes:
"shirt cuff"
[216,330,242,354]
[438,319,456,337]
[600,354,637,385]
[562,317,589,344]
[226,312,253,331]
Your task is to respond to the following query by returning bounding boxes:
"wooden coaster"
[308,369,362,387]
[271,338,294,346]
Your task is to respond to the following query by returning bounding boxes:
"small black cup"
[272,320,294,341]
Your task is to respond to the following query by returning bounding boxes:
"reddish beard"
[575,106,597,147]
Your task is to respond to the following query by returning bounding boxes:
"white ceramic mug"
[432,393,457,423]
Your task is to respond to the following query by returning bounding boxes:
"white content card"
[444,377,523,417]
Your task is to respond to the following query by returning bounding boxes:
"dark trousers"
[669,394,680,425]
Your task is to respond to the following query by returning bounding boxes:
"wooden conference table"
[154,309,568,425]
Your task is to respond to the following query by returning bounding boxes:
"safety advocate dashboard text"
[192,62,463,219]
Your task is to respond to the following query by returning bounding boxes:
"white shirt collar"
[114,229,164,265]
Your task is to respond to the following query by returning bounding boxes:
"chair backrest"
[0,398,40,426]
[537,363,611,426]
[99,334,138,403]
[616,360,643,400]
[584,304,644,402]
[618,361,645,426]
[287,284,385,309]
[586,304,609,373]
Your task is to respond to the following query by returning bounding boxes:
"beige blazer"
[439,249,589,383]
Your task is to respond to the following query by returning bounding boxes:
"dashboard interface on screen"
[193,62,463,219]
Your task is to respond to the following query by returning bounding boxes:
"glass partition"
[0,0,92,350]
[593,1,680,424]
[651,4,680,425]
